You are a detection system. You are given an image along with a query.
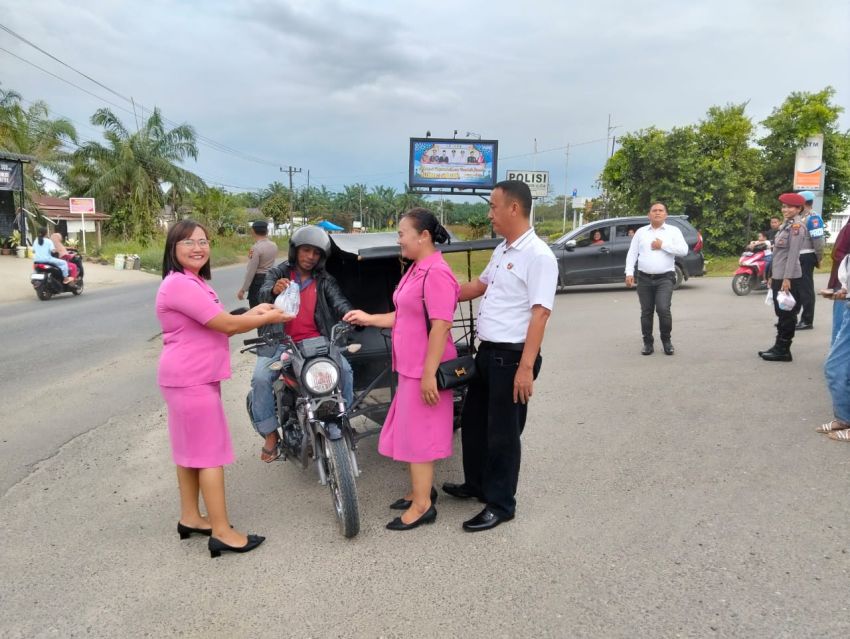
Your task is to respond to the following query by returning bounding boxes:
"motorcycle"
[31,250,84,300]
[731,245,768,296]
[243,322,362,538]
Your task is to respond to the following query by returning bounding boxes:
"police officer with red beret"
[759,192,809,362]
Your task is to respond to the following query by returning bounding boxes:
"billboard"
[409,138,498,190]
[505,170,549,198]
[793,134,824,191]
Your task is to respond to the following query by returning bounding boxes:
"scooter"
[242,322,363,538]
[31,250,84,300]
[731,245,768,296]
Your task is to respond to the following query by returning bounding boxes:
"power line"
[0,22,291,169]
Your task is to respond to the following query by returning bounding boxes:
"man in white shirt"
[442,180,558,532]
[624,202,689,355]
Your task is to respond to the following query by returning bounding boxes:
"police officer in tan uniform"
[237,221,278,308]
[759,193,809,362]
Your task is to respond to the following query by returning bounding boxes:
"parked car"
[549,216,705,290]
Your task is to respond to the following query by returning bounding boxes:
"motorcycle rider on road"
[249,226,354,462]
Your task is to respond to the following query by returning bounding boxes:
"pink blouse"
[156,271,230,387]
[391,251,460,379]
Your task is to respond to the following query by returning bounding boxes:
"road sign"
[505,170,549,198]
[572,188,578,197]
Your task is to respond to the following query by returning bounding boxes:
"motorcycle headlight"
[301,358,340,395]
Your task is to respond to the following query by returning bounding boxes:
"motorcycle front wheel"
[731,273,753,296]
[321,435,360,538]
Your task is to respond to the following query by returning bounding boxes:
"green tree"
[72,107,204,240]
[261,192,290,225]
[0,87,77,198]
[758,86,850,219]
[600,103,764,253]
[190,187,243,235]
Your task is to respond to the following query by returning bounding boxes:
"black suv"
[549,216,705,290]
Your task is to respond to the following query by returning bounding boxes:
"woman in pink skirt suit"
[345,208,460,531]
[156,220,291,558]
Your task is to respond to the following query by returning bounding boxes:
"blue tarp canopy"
[317,220,344,231]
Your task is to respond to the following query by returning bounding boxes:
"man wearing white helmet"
[795,190,825,330]
[249,226,354,462]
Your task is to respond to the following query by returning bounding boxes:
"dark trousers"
[772,278,802,342]
[247,273,266,308]
[798,253,817,325]
[636,271,675,342]
[460,346,541,518]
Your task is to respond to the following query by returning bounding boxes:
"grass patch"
[92,234,293,274]
[444,250,493,282]
[704,253,833,277]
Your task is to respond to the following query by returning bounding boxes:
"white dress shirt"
[476,228,558,343]
[624,223,688,276]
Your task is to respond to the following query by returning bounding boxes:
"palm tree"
[72,107,205,240]
[0,87,77,197]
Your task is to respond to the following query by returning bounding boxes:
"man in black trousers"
[624,202,689,355]
[443,180,558,532]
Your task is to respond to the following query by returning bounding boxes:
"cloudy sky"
[1,0,848,200]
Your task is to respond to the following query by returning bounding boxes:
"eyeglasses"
[178,239,210,248]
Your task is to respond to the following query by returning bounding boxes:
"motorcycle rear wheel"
[35,285,52,301]
[731,273,753,296]
[322,435,360,538]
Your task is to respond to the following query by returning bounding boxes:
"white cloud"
[0,0,847,196]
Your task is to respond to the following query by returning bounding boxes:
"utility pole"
[281,165,302,235]
[603,115,619,219]
[562,143,570,234]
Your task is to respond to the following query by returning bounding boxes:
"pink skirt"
[160,382,235,468]
[378,374,454,463]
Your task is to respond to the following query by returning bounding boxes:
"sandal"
[260,433,281,463]
[826,429,850,442]
[816,420,850,433]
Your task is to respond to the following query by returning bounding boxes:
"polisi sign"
[505,170,549,198]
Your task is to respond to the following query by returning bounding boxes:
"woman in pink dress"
[156,220,291,558]
[345,208,459,531]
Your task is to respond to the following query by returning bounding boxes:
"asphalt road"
[1,272,848,638]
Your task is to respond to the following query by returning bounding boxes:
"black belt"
[479,340,525,352]
[637,270,673,279]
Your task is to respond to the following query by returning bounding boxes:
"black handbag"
[421,268,476,390]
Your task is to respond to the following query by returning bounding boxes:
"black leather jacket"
[256,261,353,357]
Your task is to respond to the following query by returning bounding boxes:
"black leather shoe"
[390,486,438,510]
[795,322,813,330]
[209,534,265,558]
[662,340,674,355]
[177,521,212,539]
[641,342,654,356]
[442,482,477,499]
[462,507,514,532]
[386,504,437,530]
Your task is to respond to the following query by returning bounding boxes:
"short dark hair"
[494,180,532,216]
[402,207,450,244]
[162,219,211,280]
[650,202,668,213]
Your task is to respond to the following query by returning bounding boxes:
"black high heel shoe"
[389,486,438,510]
[208,534,266,558]
[386,504,437,531]
[177,521,213,539]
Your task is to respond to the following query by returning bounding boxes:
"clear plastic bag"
[764,289,774,305]
[274,282,300,316]
[776,290,796,311]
